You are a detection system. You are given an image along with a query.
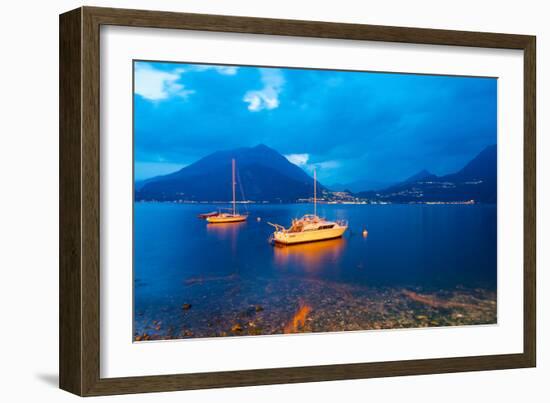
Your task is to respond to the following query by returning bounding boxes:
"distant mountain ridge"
[329,179,393,193]
[136,144,323,202]
[403,169,437,184]
[136,143,497,203]
[357,144,497,203]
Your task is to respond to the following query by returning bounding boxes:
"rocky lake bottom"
[134,275,497,341]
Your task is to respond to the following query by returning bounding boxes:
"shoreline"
[134,200,497,206]
[134,277,496,341]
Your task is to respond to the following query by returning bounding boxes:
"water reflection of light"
[206,222,245,239]
[206,222,245,255]
[273,238,345,272]
[284,301,312,333]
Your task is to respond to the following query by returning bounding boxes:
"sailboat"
[268,169,348,245]
[206,159,248,224]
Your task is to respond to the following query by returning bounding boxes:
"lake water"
[134,203,497,340]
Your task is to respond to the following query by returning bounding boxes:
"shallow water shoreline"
[134,276,496,341]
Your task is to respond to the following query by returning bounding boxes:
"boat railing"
[267,222,286,232]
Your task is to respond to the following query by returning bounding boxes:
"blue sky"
[134,61,497,186]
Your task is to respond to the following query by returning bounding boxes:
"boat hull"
[207,215,247,224]
[198,212,219,219]
[273,225,347,245]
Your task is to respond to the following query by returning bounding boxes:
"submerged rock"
[134,277,496,340]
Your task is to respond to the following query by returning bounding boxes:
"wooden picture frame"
[59,6,536,396]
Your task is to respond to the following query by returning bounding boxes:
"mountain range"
[136,144,497,203]
[357,144,497,203]
[136,144,324,202]
[329,179,393,193]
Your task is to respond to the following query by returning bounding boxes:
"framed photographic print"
[59,6,536,396]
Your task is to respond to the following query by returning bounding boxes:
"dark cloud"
[134,62,496,184]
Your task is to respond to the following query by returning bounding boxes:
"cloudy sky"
[133,61,497,186]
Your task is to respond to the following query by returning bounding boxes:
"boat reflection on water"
[206,221,246,255]
[273,238,345,272]
[206,221,246,239]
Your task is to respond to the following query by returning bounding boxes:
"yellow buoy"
[362,229,368,238]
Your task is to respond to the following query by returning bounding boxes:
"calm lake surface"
[134,203,497,340]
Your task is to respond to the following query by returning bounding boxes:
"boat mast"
[232,158,236,216]
[314,168,317,217]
